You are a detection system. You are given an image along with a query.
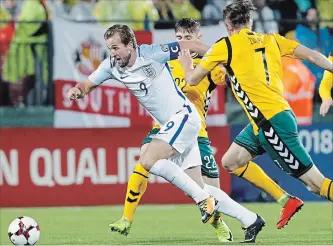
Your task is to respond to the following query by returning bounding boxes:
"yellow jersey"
[200,28,300,133]
[319,52,333,100]
[152,54,226,138]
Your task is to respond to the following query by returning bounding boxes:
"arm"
[67,79,99,100]
[178,40,210,56]
[142,41,209,64]
[293,45,333,73]
[67,58,113,100]
[179,39,228,86]
[273,34,333,116]
[318,54,333,116]
[178,49,210,86]
[319,70,333,100]
[73,80,97,98]
[273,33,333,72]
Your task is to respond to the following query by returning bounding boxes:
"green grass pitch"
[0,202,332,245]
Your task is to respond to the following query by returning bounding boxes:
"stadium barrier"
[0,126,230,207]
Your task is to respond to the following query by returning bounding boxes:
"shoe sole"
[277,203,304,229]
[240,218,266,243]
[218,231,233,242]
[109,226,129,236]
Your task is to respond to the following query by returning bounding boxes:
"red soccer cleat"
[277,196,304,229]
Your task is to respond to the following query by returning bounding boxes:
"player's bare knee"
[140,143,149,156]
[139,149,157,171]
[139,139,175,171]
[139,153,155,171]
[221,153,237,172]
[222,152,247,172]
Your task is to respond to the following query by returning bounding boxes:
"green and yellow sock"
[320,178,333,201]
[232,161,289,206]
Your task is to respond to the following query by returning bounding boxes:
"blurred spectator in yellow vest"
[169,0,200,20]
[317,0,333,28]
[94,0,158,30]
[1,0,20,20]
[70,0,97,21]
[153,0,175,29]
[2,0,49,106]
[0,5,11,29]
[0,6,14,65]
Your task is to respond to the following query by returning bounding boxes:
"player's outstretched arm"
[67,80,97,100]
[178,49,210,86]
[178,40,210,56]
[319,54,333,117]
[67,58,113,100]
[293,45,333,117]
[293,45,333,73]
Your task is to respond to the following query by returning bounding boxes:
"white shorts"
[155,105,201,154]
[154,104,201,170]
[169,139,202,170]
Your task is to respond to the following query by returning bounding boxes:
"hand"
[218,64,227,74]
[67,87,83,100]
[178,49,193,71]
[320,98,333,117]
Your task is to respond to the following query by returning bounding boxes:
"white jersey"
[88,42,191,125]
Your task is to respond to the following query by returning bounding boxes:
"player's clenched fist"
[67,87,83,100]
[178,49,193,69]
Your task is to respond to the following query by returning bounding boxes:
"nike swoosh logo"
[158,132,168,135]
[244,235,255,242]
[227,231,233,241]
[120,74,129,79]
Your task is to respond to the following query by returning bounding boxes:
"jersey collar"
[122,48,140,72]
[239,28,252,34]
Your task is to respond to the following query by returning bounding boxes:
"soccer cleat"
[240,214,265,243]
[277,196,304,229]
[109,217,132,236]
[211,218,233,242]
[197,196,218,223]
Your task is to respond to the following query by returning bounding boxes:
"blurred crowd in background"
[0,0,332,125]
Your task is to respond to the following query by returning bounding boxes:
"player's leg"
[222,123,303,229]
[140,112,217,223]
[109,132,154,235]
[199,137,233,243]
[120,129,159,223]
[184,144,264,243]
[299,165,332,201]
[140,138,217,223]
[259,110,333,202]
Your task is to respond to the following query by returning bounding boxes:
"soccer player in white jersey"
[67,25,264,242]
[67,24,217,223]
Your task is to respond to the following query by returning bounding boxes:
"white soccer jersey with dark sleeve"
[88,42,192,125]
